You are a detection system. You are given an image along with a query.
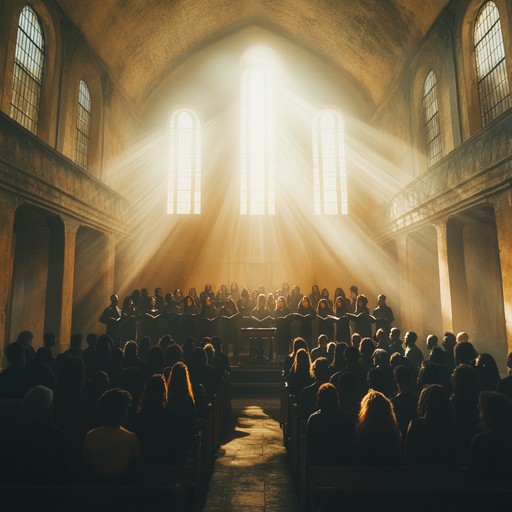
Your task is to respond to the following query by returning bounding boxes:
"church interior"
[1,0,512,510]
[1,0,511,369]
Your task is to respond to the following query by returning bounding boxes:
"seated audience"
[405,384,457,466]
[0,341,29,399]
[450,364,480,463]
[306,383,354,465]
[475,353,501,391]
[132,374,185,464]
[167,361,197,450]
[392,365,418,438]
[468,391,512,485]
[299,357,331,420]
[311,334,329,362]
[83,388,139,480]
[287,348,314,397]
[355,389,402,465]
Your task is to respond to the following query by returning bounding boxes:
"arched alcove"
[72,226,108,336]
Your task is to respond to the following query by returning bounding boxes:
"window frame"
[240,67,275,216]
[75,79,92,170]
[473,1,511,126]
[168,108,202,215]
[9,5,45,134]
[422,70,443,167]
[312,109,348,216]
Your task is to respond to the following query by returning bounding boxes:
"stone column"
[57,217,79,353]
[434,218,454,333]
[104,233,118,298]
[396,233,410,330]
[491,189,512,357]
[0,192,18,368]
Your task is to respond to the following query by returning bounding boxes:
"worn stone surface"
[203,397,301,512]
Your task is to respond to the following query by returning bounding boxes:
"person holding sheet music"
[181,295,199,315]
[296,295,315,347]
[346,294,375,339]
[99,294,122,347]
[273,296,291,318]
[140,295,161,343]
[200,295,217,319]
[297,295,315,316]
[214,289,226,310]
[273,296,291,355]
[237,287,252,317]
[316,298,334,340]
[120,296,138,343]
[250,294,274,360]
[251,294,273,320]
[219,298,240,360]
[333,295,351,343]
[373,294,395,334]
[163,292,179,314]
[199,295,218,339]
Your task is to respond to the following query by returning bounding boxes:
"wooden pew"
[306,465,512,512]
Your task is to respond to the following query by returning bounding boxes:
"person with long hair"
[287,348,314,397]
[306,383,354,465]
[405,384,457,466]
[355,389,402,465]
[333,295,351,343]
[297,295,315,347]
[167,362,196,449]
[309,285,322,310]
[475,353,501,391]
[284,337,309,377]
[133,374,184,464]
[316,298,334,339]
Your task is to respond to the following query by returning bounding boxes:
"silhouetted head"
[316,382,339,411]
[454,341,477,366]
[98,388,132,427]
[479,391,512,431]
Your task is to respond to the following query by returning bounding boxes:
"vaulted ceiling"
[57,0,450,112]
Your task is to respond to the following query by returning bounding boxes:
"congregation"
[1,280,512,510]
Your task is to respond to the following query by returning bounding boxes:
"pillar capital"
[61,216,81,233]
[489,188,512,212]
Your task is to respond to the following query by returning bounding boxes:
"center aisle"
[203,397,301,512]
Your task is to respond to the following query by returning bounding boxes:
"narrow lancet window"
[474,2,511,125]
[240,68,274,215]
[168,109,201,215]
[422,71,443,166]
[10,6,45,134]
[75,80,92,170]
[312,110,348,215]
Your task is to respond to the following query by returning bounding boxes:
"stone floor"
[202,397,301,512]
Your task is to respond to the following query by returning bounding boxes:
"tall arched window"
[422,70,443,166]
[75,80,92,170]
[240,68,274,215]
[168,109,201,215]
[10,6,45,134]
[312,110,348,215]
[474,1,510,125]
